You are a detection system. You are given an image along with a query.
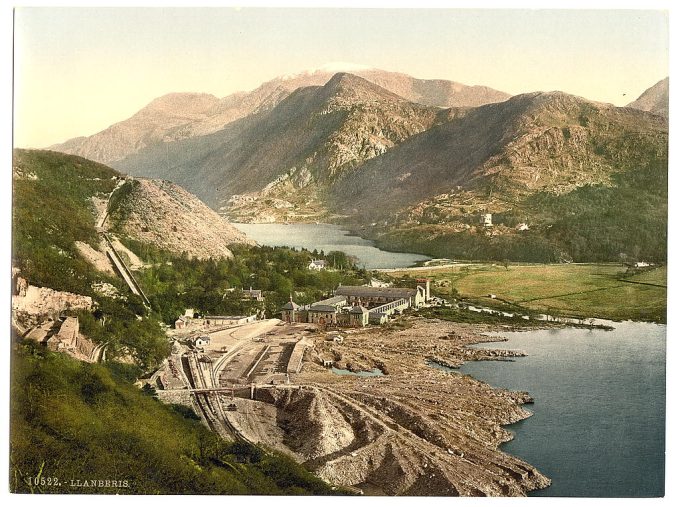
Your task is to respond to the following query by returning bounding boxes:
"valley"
[11,63,668,497]
[9,146,667,496]
[79,71,668,267]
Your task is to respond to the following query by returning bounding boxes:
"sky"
[13,7,669,148]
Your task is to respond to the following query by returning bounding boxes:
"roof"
[308,304,339,313]
[314,295,347,306]
[281,300,300,310]
[243,289,262,295]
[310,260,327,266]
[335,285,417,298]
[350,305,368,314]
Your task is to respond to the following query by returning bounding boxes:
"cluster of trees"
[10,342,343,495]
[76,296,169,371]
[124,241,369,325]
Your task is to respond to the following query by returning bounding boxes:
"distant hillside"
[116,79,668,263]
[49,67,510,165]
[332,92,668,262]
[49,93,223,164]
[116,73,453,220]
[627,77,669,117]
[332,91,668,216]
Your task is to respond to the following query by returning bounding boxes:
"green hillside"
[10,341,340,495]
[12,149,121,295]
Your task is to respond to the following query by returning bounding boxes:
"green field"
[388,263,666,323]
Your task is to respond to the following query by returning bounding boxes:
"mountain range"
[46,70,669,263]
[50,67,510,165]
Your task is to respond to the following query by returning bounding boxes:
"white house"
[193,336,211,348]
[308,259,327,271]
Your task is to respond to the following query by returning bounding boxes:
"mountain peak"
[322,72,406,103]
[627,77,668,117]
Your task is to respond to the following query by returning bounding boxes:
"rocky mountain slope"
[332,90,668,218]
[49,67,510,165]
[109,178,254,259]
[44,71,668,263]
[334,91,667,262]
[49,93,224,164]
[12,149,253,301]
[627,77,669,117]
[116,73,454,219]
[114,74,667,263]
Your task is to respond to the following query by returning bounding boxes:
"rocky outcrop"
[110,178,254,260]
[12,284,93,329]
[229,319,550,496]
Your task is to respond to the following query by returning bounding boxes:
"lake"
[233,223,430,269]
[458,322,666,497]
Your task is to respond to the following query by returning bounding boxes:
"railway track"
[184,351,246,441]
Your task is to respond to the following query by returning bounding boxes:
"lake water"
[458,322,666,497]
[233,223,430,269]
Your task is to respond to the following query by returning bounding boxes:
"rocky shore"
[236,317,551,496]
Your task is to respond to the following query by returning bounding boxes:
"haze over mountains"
[47,70,668,263]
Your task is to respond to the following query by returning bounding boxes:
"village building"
[192,336,211,348]
[308,259,327,271]
[347,305,369,327]
[335,283,428,309]
[480,213,493,227]
[281,297,303,323]
[241,287,264,302]
[307,304,339,326]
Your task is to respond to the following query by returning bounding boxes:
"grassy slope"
[12,149,123,295]
[10,342,339,495]
[387,264,666,323]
